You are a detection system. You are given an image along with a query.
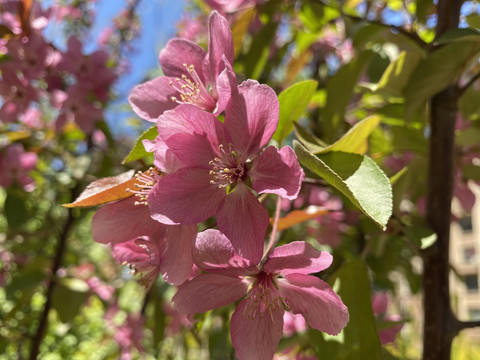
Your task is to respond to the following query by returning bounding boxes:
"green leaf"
[327,258,383,360]
[467,15,480,29]
[294,141,392,229]
[243,20,278,79]
[456,127,480,147]
[373,50,423,97]
[459,84,480,121]
[5,189,28,228]
[320,115,381,155]
[123,125,158,164]
[404,41,480,118]
[323,51,372,142]
[293,122,326,153]
[52,278,89,323]
[434,28,480,45]
[273,80,318,145]
[462,164,480,181]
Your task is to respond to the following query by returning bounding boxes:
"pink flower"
[0,143,38,191]
[283,311,307,337]
[371,292,403,345]
[85,276,114,301]
[91,175,197,287]
[173,230,349,360]
[105,304,144,360]
[129,11,235,120]
[147,80,304,262]
[53,85,104,134]
[0,72,38,123]
[204,0,260,14]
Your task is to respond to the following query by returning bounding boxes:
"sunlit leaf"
[320,115,380,155]
[63,170,136,208]
[274,207,329,231]
[293,122,326,154]
[232,7,256,57]
[404,41,480,119]
[373,50,422,97]
[294,141,392,229]
[123,125,158,164]
[274,80,318,145]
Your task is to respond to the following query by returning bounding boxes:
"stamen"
[243,272,286,321]
[127,168,161,206]
[168,64,216,112]
[209,144,245,188]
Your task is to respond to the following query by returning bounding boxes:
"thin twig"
[458,71,480,95]
[28,208,75,360]
[313,0,428,48]
[260,196,283,266]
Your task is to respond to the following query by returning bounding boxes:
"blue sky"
[91,0,186,135]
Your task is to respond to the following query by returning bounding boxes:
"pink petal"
[278,274,349,336]
[159,39,206,80]
[217,182,268,264]
[158,104,224,167]
[193,229,255,275]
[159,224,197,286]
[172,273,248,314]
[205,11,234,84]
[142,136,182,174]
[250,145,304,200]
[129,76,178,121]
[112,239,151,266]
[213,58,236,116]
[379,315,403,344]
[148,167,225,225]
[230,298,284,360]
[371,292,388,315]
[225,80,279,157]
[92,197,165,244]
[263,242,333,276]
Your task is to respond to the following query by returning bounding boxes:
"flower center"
[244,272,287,321]
[128,168,161,205]
[209,144,245,188]
[121,238,161,290]
[169,64,217,112]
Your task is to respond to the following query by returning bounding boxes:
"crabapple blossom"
[371,292,403,345]
[0,143,38,191]
[129,11,235,120]
[91,172,197,287]
[147,80,304,262]
[173,230,349,360]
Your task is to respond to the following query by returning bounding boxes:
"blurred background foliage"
[2,0,480,359]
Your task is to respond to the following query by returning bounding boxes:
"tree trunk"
[422,1,463,359]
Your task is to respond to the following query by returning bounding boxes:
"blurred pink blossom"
[0,143,38,191]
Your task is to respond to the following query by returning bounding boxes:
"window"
[468,308,480,321]
[464,274,479,292]
[459,216,473,232]
[463,247,476,263]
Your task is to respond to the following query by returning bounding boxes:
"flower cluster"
[87,11,349,359]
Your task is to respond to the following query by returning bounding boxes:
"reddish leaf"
[274,207,329,231]
[19,0,33,35]
[64,170,136,208]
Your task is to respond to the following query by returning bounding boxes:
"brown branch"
[28,208,75,360]
[457,320,480,330]
[313,0,428,48]
[422,1,464,359]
